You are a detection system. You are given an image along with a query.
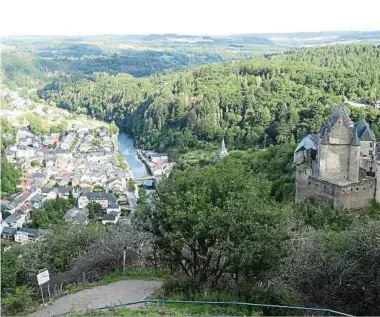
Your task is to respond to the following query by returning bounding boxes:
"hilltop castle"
[294,106,380,210]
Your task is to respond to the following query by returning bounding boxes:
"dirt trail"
[28,279,162,317]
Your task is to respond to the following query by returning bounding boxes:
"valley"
[1,32,380,317]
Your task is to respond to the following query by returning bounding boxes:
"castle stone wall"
[307,176,375,210]
[295,165,312,203]
[360,140,375,158]
[320,144,350,180]
[328,122,352,144]
[337,178,376,210]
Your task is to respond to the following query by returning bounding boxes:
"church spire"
[216,138,228,160]
[221,138,227,154]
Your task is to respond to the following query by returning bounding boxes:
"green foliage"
[88,202,103,219]
[118,153,129,169]
[92,139,101,147]
[109,121,119,134]
[2,211,12,219]
[295,202,355,231]
[284,219,380,316]
[40,44,380,152]
[0,117,20,198]
[83,301,260,316]
[31,160,41,167]
[92,185,105,192]
[1,286,33,316]
[1,158,20,198]
[25,113,49,135]
[1,52,60,88]
[30,196,75,228]
[128,178,136,192]
[134,153,291,285]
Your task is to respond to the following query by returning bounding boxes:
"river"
[118,133,150,179]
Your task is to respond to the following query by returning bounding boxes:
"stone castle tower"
[294,106,380,210]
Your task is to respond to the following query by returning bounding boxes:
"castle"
[294,106,380,210]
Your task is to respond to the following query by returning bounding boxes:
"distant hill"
[237,31,380,46]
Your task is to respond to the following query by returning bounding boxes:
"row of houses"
[2,227,47,244]
[64,190,122,225]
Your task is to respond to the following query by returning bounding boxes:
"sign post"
[37,269,50,304]
[122,246,126,272]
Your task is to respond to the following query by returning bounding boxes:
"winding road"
[28,279,162,317]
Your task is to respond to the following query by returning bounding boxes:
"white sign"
[37,270,50,285]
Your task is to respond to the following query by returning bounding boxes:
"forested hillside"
[39,44,380,152]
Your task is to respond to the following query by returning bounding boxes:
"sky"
[1,0,380,36]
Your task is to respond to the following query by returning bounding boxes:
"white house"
[16,146,35,158]
[14,228,45,244]
[41,188,58,200]
[106,201,121,214]
[4,212,26,229]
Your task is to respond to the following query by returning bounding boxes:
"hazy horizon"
[1,0,380,37]
[2,30,380,38]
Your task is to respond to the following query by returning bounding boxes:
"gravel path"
[28,279,163,317]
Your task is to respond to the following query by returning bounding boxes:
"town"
[0,88,173,244]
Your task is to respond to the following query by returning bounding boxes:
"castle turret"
[376,160,380,203]
[295,164,312,203]
[318,130,329,179]
[348,129,360,182]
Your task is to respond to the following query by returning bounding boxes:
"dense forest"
[38,44,380,153]
[1,49,222,87]
[0,118,20,197]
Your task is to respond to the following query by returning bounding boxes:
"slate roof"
[108,202,119,209]
[295,134,318,153]
[82,192,117,202]
[17,228,44,238]
[2,227,16,236]
[64,207,88,224]
[55,187,73,195]
[102,213,118,221]
[4,212,25,224]
[355,119,376,141]
[41,187,54,194]
[328,106,354,127]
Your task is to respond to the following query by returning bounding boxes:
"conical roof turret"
[351,129,361,146]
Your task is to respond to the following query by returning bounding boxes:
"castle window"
[351,188,353,192]
[363,187,366,191]
[356,188,359,191]
[369,150,373,156]
[308,181,311,185]
[370,142,373,147]
[323,185,326,189]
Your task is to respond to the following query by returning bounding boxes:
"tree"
[128,179,136,192]
[134,156,291,286]
[88,202,103,219]
[92,185,104,192]
[109,121,119,135]
[2,211,11,219]
[31,160,40,167]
